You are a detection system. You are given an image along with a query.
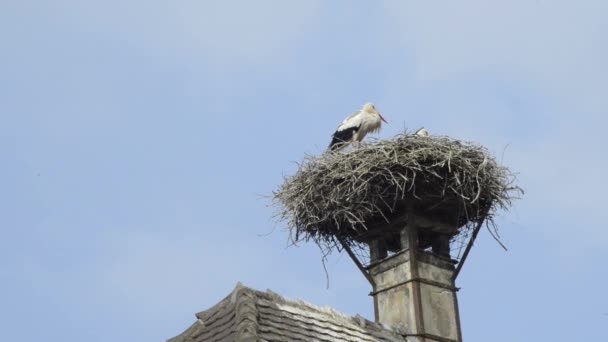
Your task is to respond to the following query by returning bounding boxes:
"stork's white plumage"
[415,127,429,137]
[328,103,387,151]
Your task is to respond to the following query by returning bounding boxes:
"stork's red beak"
[379,114,388,124]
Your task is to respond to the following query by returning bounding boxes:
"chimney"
[365,212,462,342]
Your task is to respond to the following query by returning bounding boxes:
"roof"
[168,283,408,342]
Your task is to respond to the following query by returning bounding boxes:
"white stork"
[328,103,387,151]
[415,127,429,137]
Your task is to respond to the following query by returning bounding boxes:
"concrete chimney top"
[364,213,463,342]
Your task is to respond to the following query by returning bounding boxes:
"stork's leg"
[351,132,360,148]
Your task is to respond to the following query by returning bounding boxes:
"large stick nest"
[273,133,522,252]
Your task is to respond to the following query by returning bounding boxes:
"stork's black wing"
[328,126,359,151]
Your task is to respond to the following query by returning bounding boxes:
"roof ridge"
[232,283,260,341]
[235,283,403,336]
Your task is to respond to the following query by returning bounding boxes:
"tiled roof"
[168,283,408,342]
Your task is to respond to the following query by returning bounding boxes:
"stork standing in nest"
[328,103,387,151]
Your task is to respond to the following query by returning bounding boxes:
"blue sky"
[1,1,607,341]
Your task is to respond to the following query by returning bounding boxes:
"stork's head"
[363,102,387,124]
